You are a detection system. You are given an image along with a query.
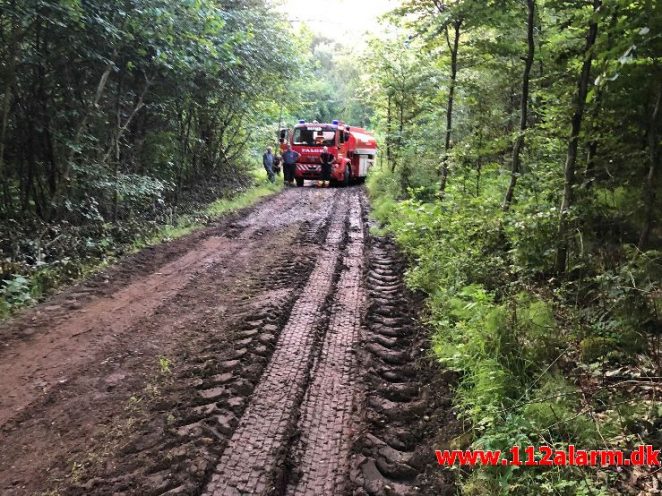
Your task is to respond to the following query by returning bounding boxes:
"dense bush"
[0,0,302,314]
[369,158,660,494]
[366,4,662,491]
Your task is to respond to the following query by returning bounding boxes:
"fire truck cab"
[279,120,377,187]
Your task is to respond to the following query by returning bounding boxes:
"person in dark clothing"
[281,144,300,186]
[262,147,275,183]
[319,146,334,188]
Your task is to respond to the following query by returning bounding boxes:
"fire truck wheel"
[295,177,304,187]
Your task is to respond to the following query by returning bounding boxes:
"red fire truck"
[279,120,377,187]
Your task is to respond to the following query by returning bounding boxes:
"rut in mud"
[0,186,457,496]
[350,237,459,496]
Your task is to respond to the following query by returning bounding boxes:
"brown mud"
[0,186,457,496]
[350,236,460,496]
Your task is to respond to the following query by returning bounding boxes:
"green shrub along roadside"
[0,170,281,319]
[0,0,308,321]
[367,165,661,495]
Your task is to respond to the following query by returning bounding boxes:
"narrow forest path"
[0,187,457,496]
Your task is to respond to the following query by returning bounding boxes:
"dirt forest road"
[0,186,457,496]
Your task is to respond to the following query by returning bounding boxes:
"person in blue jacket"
[281,144,300,186]
[262,147,275,183]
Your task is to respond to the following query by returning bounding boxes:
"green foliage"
[0,275,35,311]
[503,202,560,275]
[429,283,563,431]
[0,0,301,316]
[460,373,607,495]
[369,150,659,494]
[158,356,172,375]
[368,167,509,294]
[283,25,374,127]
[579,336,619,363]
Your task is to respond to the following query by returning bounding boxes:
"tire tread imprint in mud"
[56,198,336,496]
[203,192,356,495]
[283,197,366,496]
[350,230,460,496]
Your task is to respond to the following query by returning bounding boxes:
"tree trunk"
[111,68,124,222]
[503,0,535,210]
[584,8,618,189]
[398,94,404,149]
[103,76,149,166]
[34,18,58,205]
[440,20,462,194]
[387,93,394,171]
[638,81,661,250]
[397,88,405,175]
[55,49,117,203]
[0,77,14,210]
[555,0,601,274]
[0,32,19,210]
[476,126,483,197]
[584,138,598,187]
[67,56,115,170]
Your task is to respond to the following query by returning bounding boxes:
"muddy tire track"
[203,192,353,495]
[349,237,459,496]
[0,190,321,430]
[283,198,366,496]
[63,253,317,495]
[0,187,458,496]
[53,200,337,496]
[0,189,334,495]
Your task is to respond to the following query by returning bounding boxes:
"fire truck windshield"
[292,126,336,147]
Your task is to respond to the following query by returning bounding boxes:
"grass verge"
[138,171,281,248]
[0,170,281,320]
